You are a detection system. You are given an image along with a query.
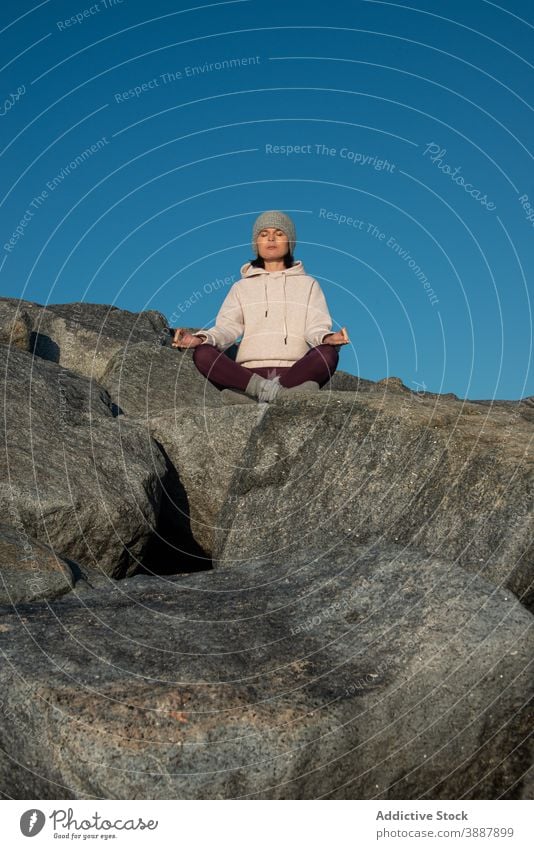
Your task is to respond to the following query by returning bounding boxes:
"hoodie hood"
[239,260,306,345]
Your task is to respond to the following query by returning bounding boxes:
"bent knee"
[315,344,339,362]
[192,343,217,366]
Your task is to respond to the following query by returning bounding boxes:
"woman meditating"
[172,210,349,403]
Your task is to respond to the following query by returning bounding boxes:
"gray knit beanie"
[252,210,296,255]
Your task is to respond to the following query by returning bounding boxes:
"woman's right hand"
[171,328,205,348]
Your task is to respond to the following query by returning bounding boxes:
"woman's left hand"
[322,327,350,345]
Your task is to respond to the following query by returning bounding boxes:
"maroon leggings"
[192,343,339,392]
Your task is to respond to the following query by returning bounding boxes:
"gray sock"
[246,373,282,403]
[258,376,282,403]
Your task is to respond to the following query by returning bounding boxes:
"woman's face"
[256,227,289,260]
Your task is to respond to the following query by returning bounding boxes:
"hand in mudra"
[171,328,204,348]
[322,327,350,345]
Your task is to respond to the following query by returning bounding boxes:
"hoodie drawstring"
[262,270,288,344]
[283,273,287,344]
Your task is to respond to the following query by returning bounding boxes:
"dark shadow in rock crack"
[30,331,59,364]
[137,439,213,576]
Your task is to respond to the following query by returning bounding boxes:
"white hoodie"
[192,260,334,368]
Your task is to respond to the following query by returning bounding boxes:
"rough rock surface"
[323,372,453,397]
[144,406,259,557]
[0,298,169,380]
[0,524,74,604]
[0,541,531,799]
[100,342,222,417]
[322,370,376,392]
[214,394,534,607]
[470,395,534,426]
[0,299,533,800]
[0,300,32,352]
[0,344,166,578]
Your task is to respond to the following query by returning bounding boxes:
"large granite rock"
[0,344,166,578]
[334,372,534,427]
[470,395,534,426]
[1,298,533,800]
[213,393,534,607]
[0,541,531,799]
[100,342,222,417]
[322,372,437,396]
[0,298,170,380]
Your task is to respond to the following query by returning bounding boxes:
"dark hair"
[250,250,295,269]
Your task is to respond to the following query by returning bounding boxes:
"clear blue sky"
[1,0,533,399]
